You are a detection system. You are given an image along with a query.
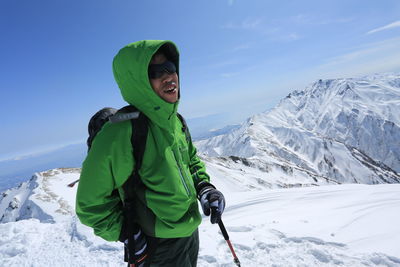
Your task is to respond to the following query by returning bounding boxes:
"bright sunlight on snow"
[1,169,400,266]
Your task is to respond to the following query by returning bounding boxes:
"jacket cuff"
[196,181,216,196]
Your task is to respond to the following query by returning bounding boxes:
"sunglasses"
[148,61,177,79]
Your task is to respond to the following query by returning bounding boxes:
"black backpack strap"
[121,111,148,204]
[177,113,192,144]
[121,111,149,266]
[131,112,149,172]
[122,111,188,265]
[109,105,140,123]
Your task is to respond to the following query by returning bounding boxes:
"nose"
[161,72,174,83]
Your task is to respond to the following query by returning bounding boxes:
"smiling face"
[149,53,179,104]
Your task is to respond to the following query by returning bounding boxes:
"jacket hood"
[112,40,180,130]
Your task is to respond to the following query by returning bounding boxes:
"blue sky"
[1,0,400,160]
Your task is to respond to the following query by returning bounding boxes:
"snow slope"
[197,73,400,187]
[1,168,400,266]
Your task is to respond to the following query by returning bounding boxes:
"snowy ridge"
[0,168,124,266]
[0,168,80,223]
[197,73,400,186]
[1,168,400,266]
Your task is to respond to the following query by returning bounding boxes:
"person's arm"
[187,139,226,224]
[76,122,133,241]
[187,139,210,187]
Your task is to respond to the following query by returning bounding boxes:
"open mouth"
[164,87,176,93]
[164,83,177,94]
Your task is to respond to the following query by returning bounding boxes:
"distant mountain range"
[0,115,238,191]
[0,144,86,192]
[196,73,400,186]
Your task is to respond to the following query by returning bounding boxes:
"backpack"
[86,105,191,265]
[87,105,191,152]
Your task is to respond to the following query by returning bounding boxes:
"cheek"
[150,80,160,92]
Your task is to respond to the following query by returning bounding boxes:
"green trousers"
[147,229,199,267]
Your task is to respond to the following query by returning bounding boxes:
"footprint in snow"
[234,243,252,251]
[226,226,253,232]
[309,249,343,264]
[199,255,217,263]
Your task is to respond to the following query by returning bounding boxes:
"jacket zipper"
[173,152,191,197]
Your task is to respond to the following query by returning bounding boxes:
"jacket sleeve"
[75,121,134,241]
[187,138,210,188]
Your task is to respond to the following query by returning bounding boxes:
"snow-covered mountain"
[0,168,81,224]
[197,73,400,187]
[1,168,400,266]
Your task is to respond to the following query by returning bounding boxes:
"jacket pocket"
[172,152,192,197]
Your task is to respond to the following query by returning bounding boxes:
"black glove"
[123,228,148,267]
[197,182,225,224]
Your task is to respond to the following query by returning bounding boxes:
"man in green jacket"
[76,40,225,267]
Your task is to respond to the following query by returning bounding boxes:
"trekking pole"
[218,219,241,267]
[67,179,80,187]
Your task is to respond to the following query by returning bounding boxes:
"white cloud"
[318,17,354,25]
[242,18,263,29]
[222,18,263,30]
[287,14,354,25]
[321,37,400,66]
[291,14,311,24]
[231,43,253,51]
[208,59,238,69]
[264,32,301,42]
[367,20,400,35]
[222,17,304,43]
[220,72,240,78]
[306,37,400,80]
[284,33,301,41]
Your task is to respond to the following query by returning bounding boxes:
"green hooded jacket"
[76,40,210,241]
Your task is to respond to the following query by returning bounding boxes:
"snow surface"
[1,168,400,266]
